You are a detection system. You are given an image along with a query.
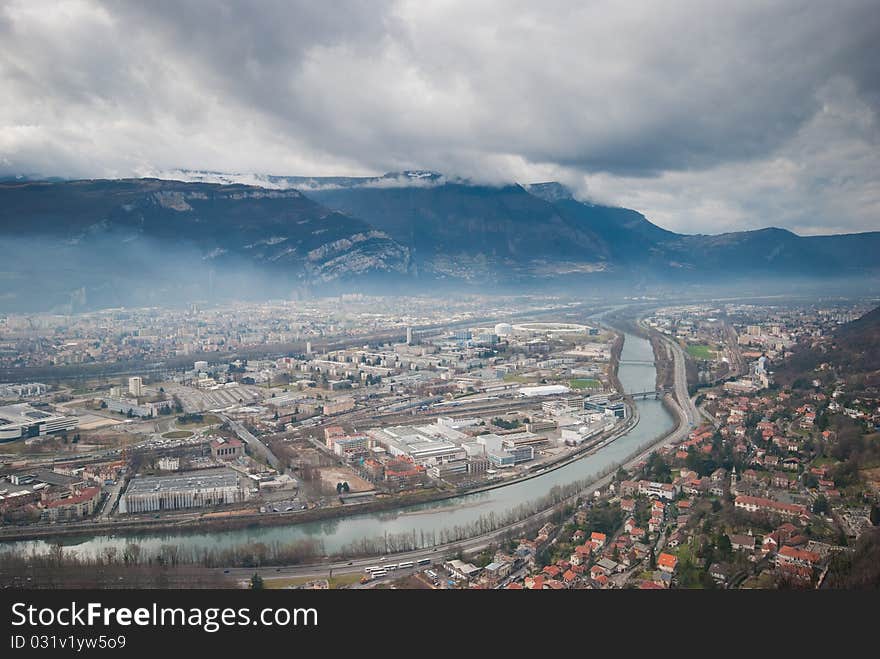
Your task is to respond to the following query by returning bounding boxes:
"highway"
[655,331,699,445]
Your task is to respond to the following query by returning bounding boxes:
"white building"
[519,384,570,397]
[128,376,143,397]
[0,403,78,442]
[118,469,245,514]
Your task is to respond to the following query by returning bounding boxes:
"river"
[2,331,674,559]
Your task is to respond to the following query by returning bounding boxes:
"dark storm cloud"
[0,0,878,234]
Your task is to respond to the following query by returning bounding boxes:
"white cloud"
[0,0,877,234]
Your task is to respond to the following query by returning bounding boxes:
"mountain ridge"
[1,174,878,312]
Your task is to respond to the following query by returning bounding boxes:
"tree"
[716,534,732,559]
[813,495,829,515]
[342,481,350,493]
[250,573,264,589]
[123,543,142,565]
[871,504,880,527]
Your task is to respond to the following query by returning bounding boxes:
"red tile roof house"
[776,522,799,541]
[624,518,637,533]
[778,562,813,584]
[562,569,578,584]
[592,574,610,589]
[776,545,821,569]
[762,534,779,555]
[543,565,561,578]
[40,486,102,522]
[590,532,607,548]
[525,575,545,590]
[590,565,607,580]
[657,552,678,573]
[734,495,808,519]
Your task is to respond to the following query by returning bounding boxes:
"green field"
[570,378,602,389]
[686,344,715,360]
[176,413,221,428]
[265,572,363,590]
[162,430,193,439]
[503,374,532,383]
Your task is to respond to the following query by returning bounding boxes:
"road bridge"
[627,390,663,400]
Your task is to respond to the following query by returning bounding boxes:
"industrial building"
[103,397,173,418]
[0,403,78,442]
[368,423,468,465]
[0,382,48,399]
[118,468,246,514]
[519,384,571,397]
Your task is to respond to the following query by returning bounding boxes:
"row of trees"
[0,537,326,570]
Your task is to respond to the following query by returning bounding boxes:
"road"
[98,479,125,519]
[656,333,699,444]
[220,414,282,471]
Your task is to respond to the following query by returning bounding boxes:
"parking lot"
[163,382,267,413]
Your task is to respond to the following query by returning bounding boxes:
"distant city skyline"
[1,1,878,236]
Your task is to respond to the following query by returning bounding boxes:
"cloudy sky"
[1,0,878,235]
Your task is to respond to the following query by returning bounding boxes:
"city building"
[128,376,143,397]
[0,382,48,399]
[103,397,172,418]
[118,469,246,514]
[210,438,244,460]
[323,397,355,415]
[0,403,78,442]
[41,487,101,522]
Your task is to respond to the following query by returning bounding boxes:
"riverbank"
[0,409,638,543]
[0,328,638,544]
[0,328,678,561]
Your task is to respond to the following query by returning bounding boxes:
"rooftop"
[125,468,240,494]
